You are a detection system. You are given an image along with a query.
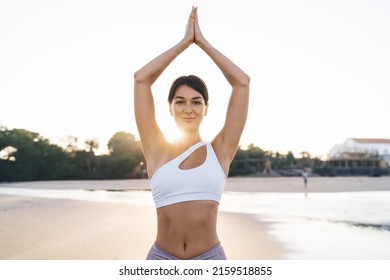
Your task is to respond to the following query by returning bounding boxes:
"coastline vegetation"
[1,126,387,182]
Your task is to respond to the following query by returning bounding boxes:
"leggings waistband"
[146,242,226,260]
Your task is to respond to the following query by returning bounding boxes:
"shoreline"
[1,176,390,192]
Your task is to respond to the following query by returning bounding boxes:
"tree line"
[0,126,323,182]
[0,127,145,182]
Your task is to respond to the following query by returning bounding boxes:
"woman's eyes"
[175,101,202,105]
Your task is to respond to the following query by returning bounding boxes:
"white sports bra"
[150,141,227,208]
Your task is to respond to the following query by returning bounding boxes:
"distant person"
[302,170,308,197]
[302,170,308,186]
[134,7,250,260]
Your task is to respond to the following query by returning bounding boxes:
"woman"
[134,7,250,260]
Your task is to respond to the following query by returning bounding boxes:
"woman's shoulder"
[144,141,174,178]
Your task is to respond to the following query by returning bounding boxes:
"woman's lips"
[182,117,195,122]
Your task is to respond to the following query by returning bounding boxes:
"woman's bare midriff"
[155,200,219,259]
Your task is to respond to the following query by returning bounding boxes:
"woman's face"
[170,85,208,132]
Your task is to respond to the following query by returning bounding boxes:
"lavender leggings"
[146,242,226,260]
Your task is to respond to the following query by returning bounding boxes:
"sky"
[1,0,389,159]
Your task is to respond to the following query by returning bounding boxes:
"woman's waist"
[155,231,219,259]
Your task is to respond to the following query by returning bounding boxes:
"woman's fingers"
[194,6,198,22]
[184,6,195,43]
[188,6,195,23]
[194,7,205,45]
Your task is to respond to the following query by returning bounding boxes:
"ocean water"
[1,185,390,259]
[220,191,390,259]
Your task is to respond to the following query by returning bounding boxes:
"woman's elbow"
[237,74,250,88]
[134,70,155,85]
[133,70,144,84]
[244,74,251,86]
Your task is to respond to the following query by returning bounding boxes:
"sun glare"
[162,122,182,143]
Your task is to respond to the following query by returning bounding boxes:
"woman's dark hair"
[168,75,209,105]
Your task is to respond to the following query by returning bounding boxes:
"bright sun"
[160,121,182,143]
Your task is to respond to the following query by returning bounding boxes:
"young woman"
[134,7,250,260]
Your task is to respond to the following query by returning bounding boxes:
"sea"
[1,180,390,259]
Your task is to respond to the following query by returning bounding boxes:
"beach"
[1,177,390,260]
[0,195,281,260]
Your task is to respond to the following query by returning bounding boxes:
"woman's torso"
[148,141,227,259]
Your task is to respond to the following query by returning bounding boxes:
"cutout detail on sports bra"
[178,145,207,170]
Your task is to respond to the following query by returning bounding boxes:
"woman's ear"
[204,103,209,116]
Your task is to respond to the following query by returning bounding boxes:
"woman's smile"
[170,85,208,131]
[182,117,195,121]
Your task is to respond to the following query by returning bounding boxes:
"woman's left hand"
[183,6,196,44]
[194,7,207,46]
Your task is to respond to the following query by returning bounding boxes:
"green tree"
[85,139,99,153]
[0,128,67,181]
[102,132,145,178]
[108,132,142,157]
[247,143,265,159]
[298,151,311,167]
[285,151,296,167]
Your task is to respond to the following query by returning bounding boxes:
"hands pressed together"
[184,6,206,46]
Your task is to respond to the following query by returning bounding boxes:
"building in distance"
[328,138,390,172]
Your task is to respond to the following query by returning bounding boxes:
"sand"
[1,176,389,260]
[0,195,282,260]
[0,196,157,260]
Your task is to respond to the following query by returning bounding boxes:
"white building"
[329,138,390,167]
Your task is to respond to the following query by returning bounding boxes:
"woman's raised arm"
[133,7,196,159]
[194,8,250,170]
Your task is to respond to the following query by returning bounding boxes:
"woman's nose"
[184,104,193,113]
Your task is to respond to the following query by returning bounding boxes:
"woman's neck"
[177,130,202,150]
